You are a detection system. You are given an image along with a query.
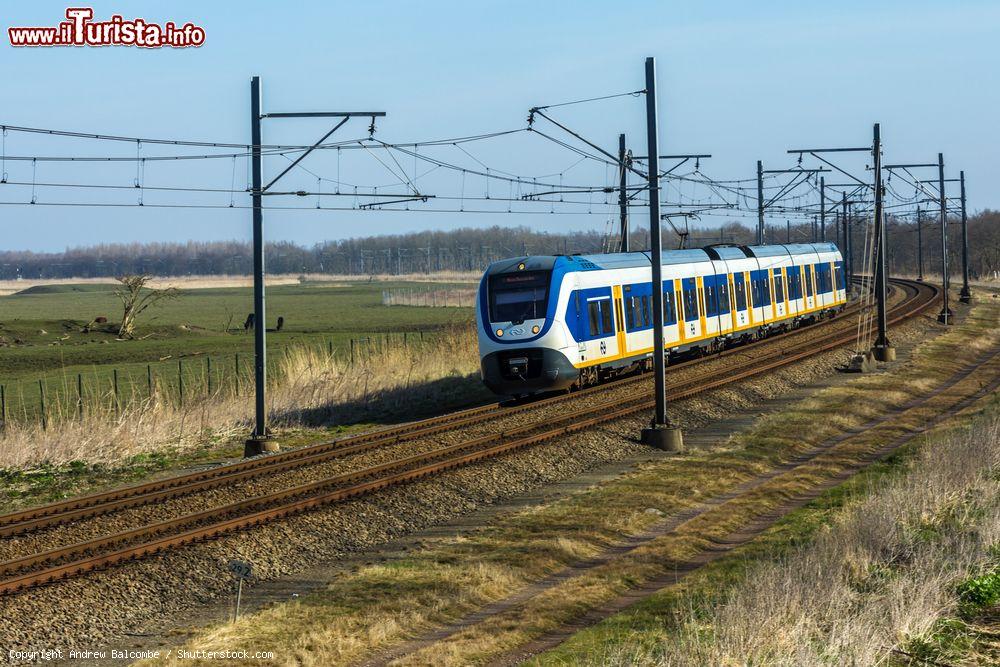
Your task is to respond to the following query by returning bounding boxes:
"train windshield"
[488,270,551,323]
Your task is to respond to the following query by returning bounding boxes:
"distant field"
[0,272,480,296]
[0,278,475,421]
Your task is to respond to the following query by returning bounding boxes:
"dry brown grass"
[598,411,1000,667]
[0,326,479,469]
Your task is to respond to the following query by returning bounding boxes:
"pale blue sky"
[1,1,997,251]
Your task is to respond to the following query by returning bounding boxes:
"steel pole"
[842,192,851,290]
[819,176,826,241]
[618,133,629,252]
[959,170,971,302]
[756,160,764,244]
[937,152,952,323]
[916,206,924,281]
[640,57,680,451]
[250,77,268,444]
[872,123,890,356]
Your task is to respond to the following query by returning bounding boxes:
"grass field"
[0,278,475,422]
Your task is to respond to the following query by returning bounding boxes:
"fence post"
[350,339,355,366]
[1,384,6,430]
[327,340,333,358]
[178,359,184,408]
[207,356,212,397]
[234,353,240,397]
[39,380,47,431]
[147,364,154,399]
[77,373,84,421]
[113,368,120,417]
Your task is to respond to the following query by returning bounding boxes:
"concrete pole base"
[641,425,684,452]
[244,437,279,457]
[846,350,875,373]
[872,344,896,362]
[959,288,972,304]
[937,309,955,324]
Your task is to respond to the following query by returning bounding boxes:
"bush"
[957,567,1000,613]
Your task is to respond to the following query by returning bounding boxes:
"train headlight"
[531,325,540,334]
[496,328,504,336]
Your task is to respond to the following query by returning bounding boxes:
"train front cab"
[478,257,578,396]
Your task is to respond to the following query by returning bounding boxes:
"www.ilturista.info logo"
[8,7,205,48]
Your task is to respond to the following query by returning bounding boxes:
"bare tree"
[115,274,178,339]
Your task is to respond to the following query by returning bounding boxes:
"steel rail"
[0,279,938,595]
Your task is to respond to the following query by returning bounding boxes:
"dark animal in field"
[95,316,107,323]
[244,313,255,331]
[266,316,285,333]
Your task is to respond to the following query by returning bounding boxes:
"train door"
[661,278,679,347]
[733,272,749,329]
[682,277,701,341]
[772,268,786,320]
[612,285,627,358]
[787,265,802,316]
[804,264,815,311]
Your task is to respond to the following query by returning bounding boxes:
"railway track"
[0,279,938,596]
[0,280,881,537]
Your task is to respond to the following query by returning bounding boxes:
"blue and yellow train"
[476,243,847,396]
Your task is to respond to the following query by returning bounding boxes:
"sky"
[0,0,997,252]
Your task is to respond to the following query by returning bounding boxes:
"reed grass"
[0,325,480,469]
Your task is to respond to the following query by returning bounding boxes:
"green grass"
[0,279,474,421]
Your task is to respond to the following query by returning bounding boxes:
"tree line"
[0,212,996,280]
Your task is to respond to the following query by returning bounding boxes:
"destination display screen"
[489,270,551,323]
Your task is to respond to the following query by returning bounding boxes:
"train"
[477,243,847,397]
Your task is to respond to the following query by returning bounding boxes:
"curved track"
[0,279,938,596]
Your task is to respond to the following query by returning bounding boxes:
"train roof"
[746,242,839,258]
[484,243,841,277]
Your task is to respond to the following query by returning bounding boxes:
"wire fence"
[381,287,477,308]
[0,331,434,431]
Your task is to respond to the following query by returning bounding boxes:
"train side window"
[718,275,730,313]
[684,286,699,321]
[662,290,676,324]
[600,299,613,334]
[704,281,718,317]
[588,301,601,336]
[773,270,785,302]
[805,267,813,296]
[790,271,801,300]
[624,297,636,330]
[760,273,772,306]
[633,297,645,329]
[641,295,650,326]
[734,276,747,310]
